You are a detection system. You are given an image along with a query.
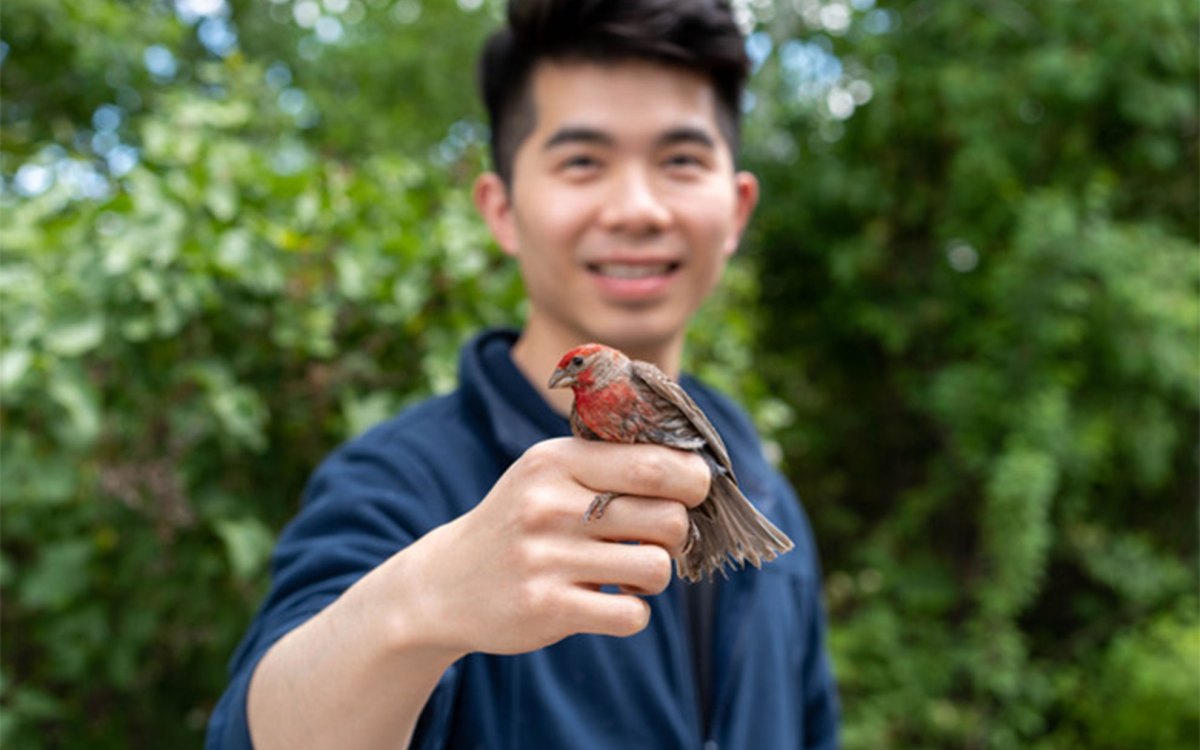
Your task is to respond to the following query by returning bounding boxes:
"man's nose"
[597,166,673,236]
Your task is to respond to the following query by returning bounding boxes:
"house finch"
[548,343,794,582]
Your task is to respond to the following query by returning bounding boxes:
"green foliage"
[0,9,524,742]
[749,0,1199,746]
[2,0,1196,747]
[1,3,765,746]
[1040,603,1200,750]
[232,0,500,159]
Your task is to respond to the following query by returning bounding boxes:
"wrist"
[371,524,469,667]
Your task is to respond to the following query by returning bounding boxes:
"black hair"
[477,0,750,186]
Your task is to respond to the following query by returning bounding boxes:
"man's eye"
[664,153,704,169]
[561,154,600,170]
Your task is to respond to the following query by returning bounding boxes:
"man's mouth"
[588,262,680,279]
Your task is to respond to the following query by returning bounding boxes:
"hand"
[244,438,710,750]
[393,437,711,656]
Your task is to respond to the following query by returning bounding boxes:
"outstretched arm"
[236,438,710,750]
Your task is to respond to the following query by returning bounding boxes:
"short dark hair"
[478,0,750,186]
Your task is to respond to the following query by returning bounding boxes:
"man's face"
[475,59,758,360]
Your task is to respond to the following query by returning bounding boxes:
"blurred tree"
[0,1,505,746]
[0,2,761,746]
[2,0,1196,747]
[746,0,1199,747]
[231,0,497,159]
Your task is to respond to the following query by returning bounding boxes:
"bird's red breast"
[572,377,650,443]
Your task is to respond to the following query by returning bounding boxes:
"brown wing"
[629,359,737,482]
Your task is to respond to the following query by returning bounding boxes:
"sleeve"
[204,424,463,750]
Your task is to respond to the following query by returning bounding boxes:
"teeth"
[593,263,673,279]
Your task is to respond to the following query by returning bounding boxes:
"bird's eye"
[571,355,584,368]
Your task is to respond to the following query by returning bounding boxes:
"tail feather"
[675,474,795,582]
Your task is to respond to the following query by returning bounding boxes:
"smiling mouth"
[588,262,680,279]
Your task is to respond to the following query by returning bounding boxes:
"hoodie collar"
[459,328,572,461]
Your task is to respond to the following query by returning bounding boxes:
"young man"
[207,1,839,748]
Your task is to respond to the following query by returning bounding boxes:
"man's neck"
[510,317,684,417]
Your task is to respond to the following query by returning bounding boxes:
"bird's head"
[548,343,628,392]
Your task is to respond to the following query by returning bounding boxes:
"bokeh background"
[2,0,1197,747]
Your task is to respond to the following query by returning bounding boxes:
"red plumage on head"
[553,344,629,394]
[554,343,611,373]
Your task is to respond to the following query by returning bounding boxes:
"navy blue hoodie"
[207,329,839,749]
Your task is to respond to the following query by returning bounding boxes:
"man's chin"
[583,318,685,360]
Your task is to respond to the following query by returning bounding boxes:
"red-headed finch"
[548,343,794,582]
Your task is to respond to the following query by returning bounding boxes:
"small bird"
[548,343,794,582]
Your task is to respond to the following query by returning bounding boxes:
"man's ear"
[724,170,761,257]
[473,172,519,256]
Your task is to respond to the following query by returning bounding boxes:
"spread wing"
[629,359,737,482]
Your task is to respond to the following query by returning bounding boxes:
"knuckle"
[646,546,674,592]
[514,495,544,531]
[515,488,561,532]
[512,538,548,575]
[520,441,557,474]
[628,450,667,495]
[686,454,712,504]
[665,506,691,547]
[616,599,652,636]
[515,577,554,618]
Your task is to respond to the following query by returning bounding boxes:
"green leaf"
[215,517,275,581]
[44,318,104,356]
[0,348,33,390]
[340,390,397,439]
[48,373,101,447]
[19,541,93,611]
[205,180,239,222]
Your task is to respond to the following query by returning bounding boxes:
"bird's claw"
[584,491,619,523]
[680,519,701,556]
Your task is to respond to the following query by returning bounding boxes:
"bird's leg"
[680,516,701,556]
[583,491,620,523]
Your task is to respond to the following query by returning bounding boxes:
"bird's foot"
[680,518,701,556]
[584,491,620,523]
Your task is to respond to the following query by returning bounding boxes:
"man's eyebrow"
[542,126,615,150]
[541,126,718,151]
[656,126,717,149]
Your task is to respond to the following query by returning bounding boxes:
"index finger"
[561,439,711,509]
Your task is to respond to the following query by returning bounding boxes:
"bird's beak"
[547,368,574,389]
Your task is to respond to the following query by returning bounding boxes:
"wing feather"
[629,359,737,481]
